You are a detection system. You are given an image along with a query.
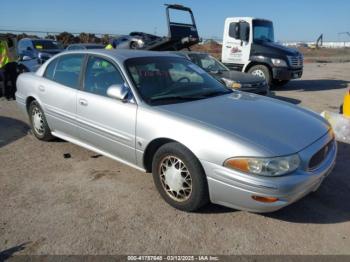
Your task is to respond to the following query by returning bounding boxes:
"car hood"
[252,41,300,57]
[158,92,329,156]
[218,70,264,84]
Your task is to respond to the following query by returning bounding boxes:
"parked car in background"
[111,35,145,49]
[16,49,336,213]
[172,51,269,95]
[17,38,64,72]
[66,43,105,51]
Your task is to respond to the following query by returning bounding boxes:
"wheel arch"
[25,95,44,115]
[26,96,37,114]
[143,137,200,173]
[244,61,272,74]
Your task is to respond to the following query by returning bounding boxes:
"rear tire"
[29,100,54,141]
[248,65,271,86]
[152,142,209,212]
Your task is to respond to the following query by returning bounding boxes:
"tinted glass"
[188,54,228,73]
[32,40,63,50]
[126,56,232,105]
[67,46,83,50]
[229,22,238,38]
[53,54,84,88]
[84,56,124,97]
[253,20,274,42]
[44,58,58,80]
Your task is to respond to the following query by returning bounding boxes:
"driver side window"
[84,56,124,97]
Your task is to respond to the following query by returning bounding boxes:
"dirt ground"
[0,63,350,256]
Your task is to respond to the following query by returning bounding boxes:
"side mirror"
[107,84,129,101]
[229,23,240,39]
[239,21,250,42]
[26,46,33,51]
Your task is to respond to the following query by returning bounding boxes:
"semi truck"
[221,17,303,87]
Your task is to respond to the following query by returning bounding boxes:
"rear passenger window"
[44,59,58,80]
[53,54,84,88]
[84,56,124,97]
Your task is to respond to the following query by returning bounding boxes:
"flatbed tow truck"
[113,4,200,51]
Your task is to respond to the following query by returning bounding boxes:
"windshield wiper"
[149,90,232,104]
[149,95,203,103]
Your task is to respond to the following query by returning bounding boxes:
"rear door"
[76,55,137,164]
[39,54,85,138]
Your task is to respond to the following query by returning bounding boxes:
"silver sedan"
[16,49,337,212]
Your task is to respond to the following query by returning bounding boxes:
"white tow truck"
[221,17,303,87]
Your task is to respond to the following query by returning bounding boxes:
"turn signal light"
[252,196,279,203]
[224,159,249,173]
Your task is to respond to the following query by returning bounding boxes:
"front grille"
[308,140,333,170]
[288,55,303,68]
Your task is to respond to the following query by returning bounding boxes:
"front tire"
[152,142,209,212]
[248,65,271,86]
[29,100,54,141]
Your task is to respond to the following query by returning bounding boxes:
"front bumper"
[201,132,337,213]
[272,67,303,81]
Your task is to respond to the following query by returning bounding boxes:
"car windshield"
[188,53,229,73]
[32,40,63,50]
[125,56,232,105]
[253,20,274,43]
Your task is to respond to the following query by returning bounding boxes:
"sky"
[1,0,350,42]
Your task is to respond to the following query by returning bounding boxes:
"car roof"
[62,49,180,63]
[68,43,104,46]
[169,51,209,56]
[19,38,56,42]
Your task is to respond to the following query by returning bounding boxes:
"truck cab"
[222,17,303,87]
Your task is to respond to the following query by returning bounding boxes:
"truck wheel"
[152,142,209,212]
[248,65,271,86]
[29,100,54,141]
[272,80,290,87]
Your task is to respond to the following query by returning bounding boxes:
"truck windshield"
[125,56,232,105]
[32,40,63,50]
[253,20,274,43]
[188,53,229,73]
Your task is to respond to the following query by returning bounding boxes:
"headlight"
[224,154,300,177]
[271,58,288,67]
[221,78,242,89]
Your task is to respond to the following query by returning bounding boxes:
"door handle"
[79,99,88,106]
[226,45,232,48]
[38,85,45,92]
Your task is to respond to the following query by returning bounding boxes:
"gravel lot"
[1,63,350,256]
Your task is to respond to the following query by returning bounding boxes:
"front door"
[76,55,137,164]
[222,20,251,68]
